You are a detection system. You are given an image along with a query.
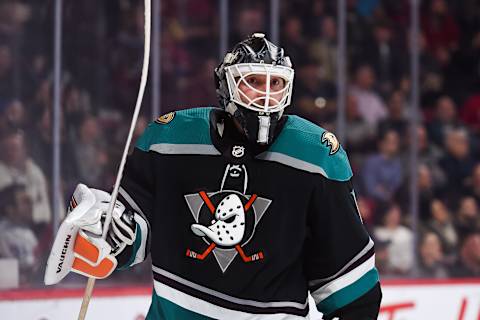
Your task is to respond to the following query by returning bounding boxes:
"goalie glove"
[44,184,136,285]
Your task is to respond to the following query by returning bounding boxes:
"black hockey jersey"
[117,107,381,319]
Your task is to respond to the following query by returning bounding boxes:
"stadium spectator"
[400,164,438,222]
[0,184,39,284]
[0,130,51,227]
[230,5,265,45]
[427,95,460,146]
[361,129,403,203]
[28,108,79,193]
[378,90,408,139]
[374,203,414,275]
[455,196,480,236]
[73,116,109,189]
[22,53,48,102]
[460,92,480,134]
[301,0,334,37]
[345,93,376,156]
[361,20,404,96]
[425,199,458,257]
[467,163,480,205]
[30,79,52,115]
[308,15,337,83]
[355,0,382,18]
[281,16,306,63]
[439,128,475,196]
[292,58,336,124]
[0,99,28,132]
[418,32,444,106]
[459,29,480,90]
[184,57,218,106]
[63,83,92,130]
[449,230,480,277]
[416,125,446,187]
[349,64,387,126]
[417,231,449,278]
[374,238,394,277]
[181,0,216,49]
[0,45,13,99]
[421,0,459,54]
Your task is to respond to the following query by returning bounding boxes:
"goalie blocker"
[44,184,142,285]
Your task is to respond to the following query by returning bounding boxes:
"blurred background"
[0,0,479,318]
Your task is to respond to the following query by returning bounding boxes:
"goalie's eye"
[271,77,285,91]
[246,76,259,86]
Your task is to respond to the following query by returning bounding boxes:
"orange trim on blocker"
[74,233,100,264]
[72,256,116,279]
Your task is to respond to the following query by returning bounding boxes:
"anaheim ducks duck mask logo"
[184,164,271,272]
[155,111,175,124]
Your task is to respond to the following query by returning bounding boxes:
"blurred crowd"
[0,0,479,287]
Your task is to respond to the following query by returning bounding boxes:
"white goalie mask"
[224,63,294,114]
[215,33,295,145]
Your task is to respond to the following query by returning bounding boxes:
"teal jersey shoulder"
[257,115,353,181]
[135,107,220,155]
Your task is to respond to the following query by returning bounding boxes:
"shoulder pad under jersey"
[256,115,353,181]
[135,107,221,155]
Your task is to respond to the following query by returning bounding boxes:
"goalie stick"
[77,0,151,319]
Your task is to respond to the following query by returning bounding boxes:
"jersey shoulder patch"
[257,115,353,181]
[136,107,219,155]
[155,111,175,124]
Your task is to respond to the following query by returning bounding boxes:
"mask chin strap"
[257,115,271,144]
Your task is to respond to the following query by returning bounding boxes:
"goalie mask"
[215,33,294,145]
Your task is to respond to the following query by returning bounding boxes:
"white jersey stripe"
[152,265,308,310]
[150,143,221,155]
[256,151,329,178]
[308,238,374,287]
[311,254,375,304]
[132,213,148,265]
[153,280,310,320]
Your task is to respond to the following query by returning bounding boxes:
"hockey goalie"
[44,33,382,319]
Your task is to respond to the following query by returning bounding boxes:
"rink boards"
[0,279,479,319]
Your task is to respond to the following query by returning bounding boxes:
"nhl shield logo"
[232,146,245,158]
[184,164,271,272]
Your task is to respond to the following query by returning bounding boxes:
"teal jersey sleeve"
[136,107,219,155]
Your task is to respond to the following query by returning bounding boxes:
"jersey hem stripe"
[311,255,376,304]
[309,247,375,291]
[316,268,379,316]
[308,238,374,287]
[153,280,309,319]
[152,265,309,315]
